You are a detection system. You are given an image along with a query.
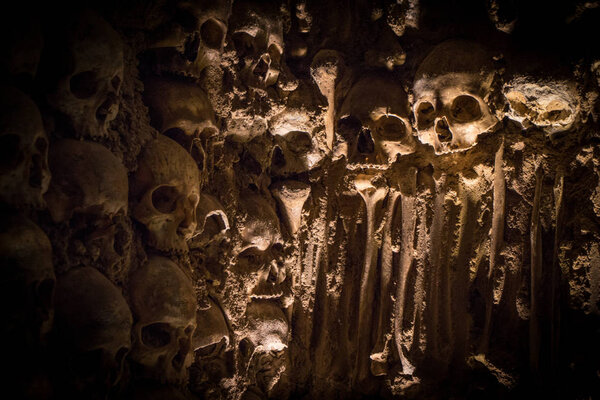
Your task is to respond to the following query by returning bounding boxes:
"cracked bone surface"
[4,1,600,398]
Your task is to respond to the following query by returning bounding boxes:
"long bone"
[310,49,344,151]
[550,168,564,373]
[353,174,388,383]
[479,142,506,355]
[393,167,417,375]
[529,165,543,374]
[370,182,401,376]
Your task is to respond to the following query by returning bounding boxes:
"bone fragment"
[353,174,388,383]
[271,180,311,235]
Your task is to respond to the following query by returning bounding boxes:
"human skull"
[0,213,54,348]
[131,134,201,253]
[503,76,579,136]
[54,267,132,396]
[45,139,131,282]
[0,86,50,209]
[142,0,231,78]
[190,297,231,399]
[235,193,288,302]
[336,73,415,165]
[230,1,284,89]
[143,76,218,177]
[413,40,498,154]
[129,255,197,385]
[240,300,289,395]
[45,10,123,138]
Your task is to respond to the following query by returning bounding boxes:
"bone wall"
[2,0,600,398]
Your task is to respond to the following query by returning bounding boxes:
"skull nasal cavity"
[201,19,224,49]
[254,56,270,78]
[357,129,375,154]
[435,118,452,142]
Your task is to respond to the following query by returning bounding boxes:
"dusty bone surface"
[2,0,600,399]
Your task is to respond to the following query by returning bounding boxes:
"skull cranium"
[413,40,498,154]
[131,134,201,253]
[0,86,50,209]
[129,255,197,385]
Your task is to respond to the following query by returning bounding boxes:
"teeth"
[346,162,389,171]
[250,291,284,300]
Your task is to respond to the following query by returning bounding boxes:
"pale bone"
[370,184,401,376]
[310,49,344,151]
[230,0,284,89]
[479,142,506,355]
[54,267,132,389]
[129,255,197,385]
[503,77,579,136]
[394,167,417,375]
[131,134,200,252]
[46,10,123,138]
[193,297,230,351]
[413,40,498,154]
[0,86,50,209]
[337,73,415,166]
[270,180,311,235]
[194,193,229,242]
[0,213,55,344]
[242,300,289,394]
[143,0,231,78]
[45,139,128,223]
[353,174,388,383]
[529,165,543,374]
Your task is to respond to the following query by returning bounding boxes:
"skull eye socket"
[416,102,435,128]
[70,71,99,99]
[337,115,362,140]
[450,95,482,123]
[238,247,262,265]
[267,43,282,66]
[151,185,180,214]
[201,18,225,49]
[142,322,172,348]
[377,116,407,139]
[0,134,23,171]
[286,131,311,153]
[232,32,256,58]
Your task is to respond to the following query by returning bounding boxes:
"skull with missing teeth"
[131,135,200,253]
[230,1,284,89]
[413,40,498,154]
[45,10,123,139]
[142,0,231,78]
[336,73,415,166]
[235,193,288,303]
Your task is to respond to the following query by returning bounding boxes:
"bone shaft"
[550,168,564,373]
[325,95,335,151]
[530,166,543,374]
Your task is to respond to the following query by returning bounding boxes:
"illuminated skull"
[44,10,123,138]
[129,256,197,385]
[0,86,50,209]
[413,40,498,154]
[131,134,201,253]
[142,0,231,78]
[336,73,415,166]
[230,1,284,89]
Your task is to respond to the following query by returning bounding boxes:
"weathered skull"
[0,86,50,209]
[45,139,131,282]
[143,76,218,177]
[240,300,289,396]
[0,213,54,349]
[142,0,231,78]
[45,10,123,138]
[190,297,231,399]
[131,134,201,253]
[336,73,415,165]
[230,1,284,89]
[54,267,132,397]
[235,193,288,303]
[413,40,498,154]
[129,255,197,385]
[503,76,579,137]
